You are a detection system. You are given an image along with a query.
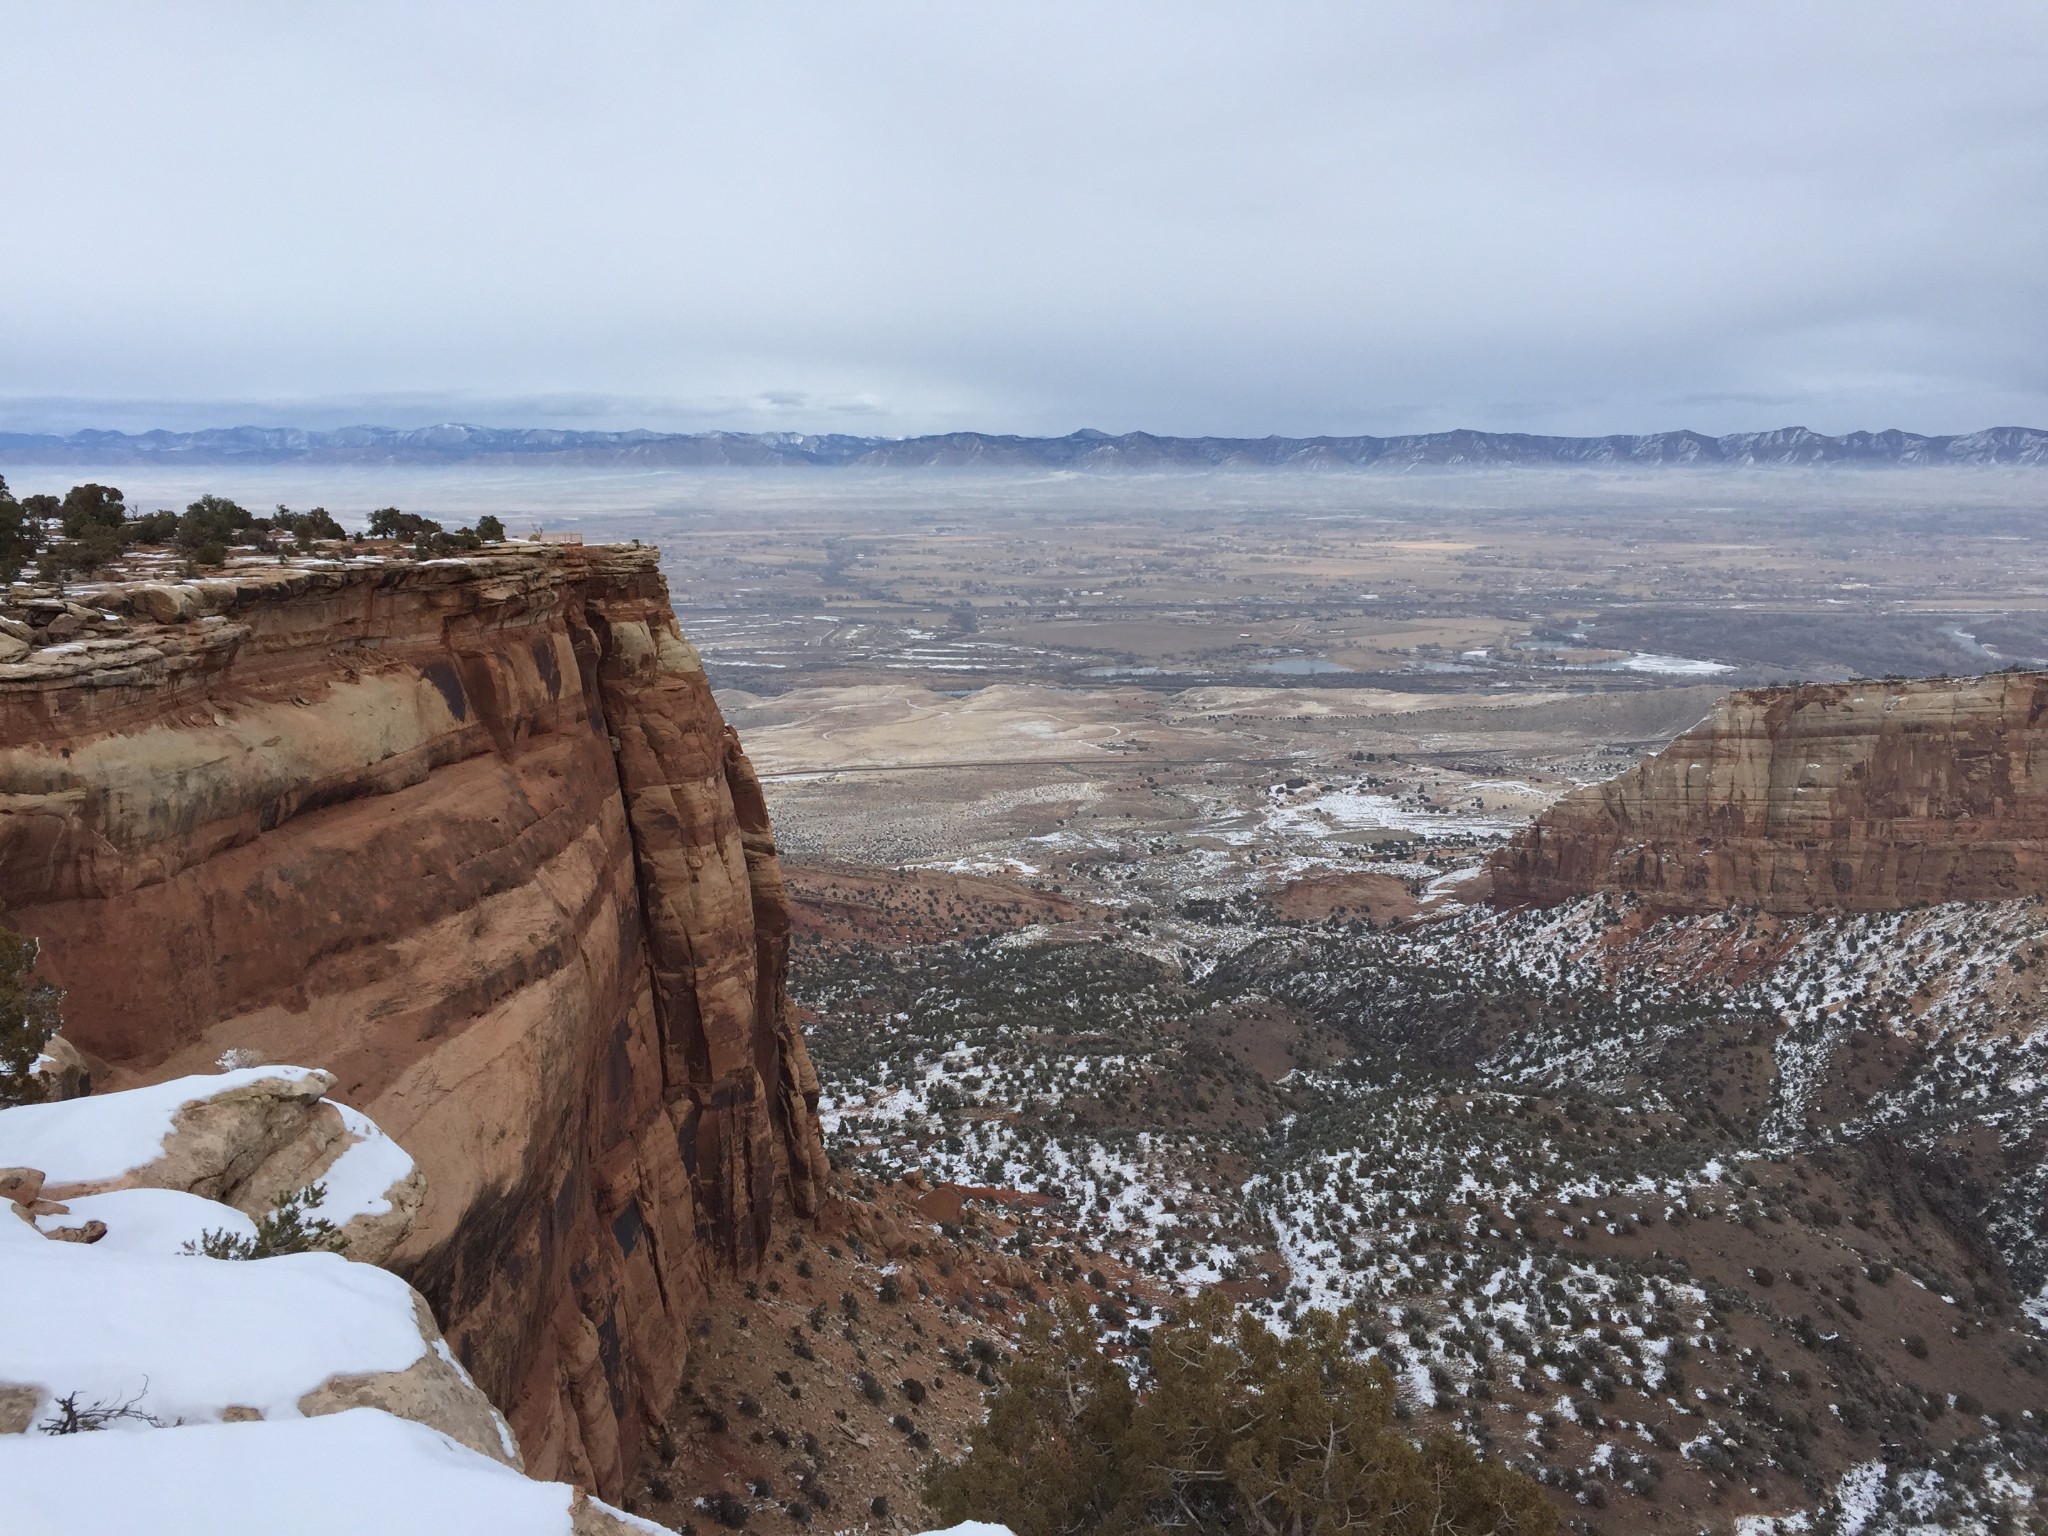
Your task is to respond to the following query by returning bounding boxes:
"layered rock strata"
[1490,670,2048,913]
[0,546,827,1498]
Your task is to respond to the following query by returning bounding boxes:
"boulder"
[127,583,206,624]
[298,1294,524,1468]
[32,1031,94,1100]
[0,1168,42,1206]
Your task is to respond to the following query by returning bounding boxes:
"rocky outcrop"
[1489,670,2048,913]
[0,1064,423,1263]
[0,546,826,1499]
[0,1066,685,1532]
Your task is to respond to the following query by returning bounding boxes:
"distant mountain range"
[4,423,2046,469]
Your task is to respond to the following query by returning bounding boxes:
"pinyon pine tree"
[925,1293,1554,1536]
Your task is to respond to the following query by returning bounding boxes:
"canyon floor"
[641,471,2048,1536]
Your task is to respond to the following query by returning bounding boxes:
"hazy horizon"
[9,460,2040,536]
[6,419,2048,442]
[5,2,2045,440]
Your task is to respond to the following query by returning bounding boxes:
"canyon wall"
[0,547,828,1499]
[1489,670,2048,912]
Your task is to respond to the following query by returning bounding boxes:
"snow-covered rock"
[0,1065,422,1261]
[0,1066,332,1193]
[28,1030,94,1101]
[0,1067,511,1467]
[0,1408,662,1536]
[0,1239,517,1464]
[0,1067,690,1528]
[309,1102,423,1260]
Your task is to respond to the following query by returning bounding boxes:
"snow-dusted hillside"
[798,885,2048,1533]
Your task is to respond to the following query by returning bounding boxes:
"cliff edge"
[0,544,828,1499]
[1489,669,2048,913]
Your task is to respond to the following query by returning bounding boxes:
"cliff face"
[1490,670,2048,913]
[0,547,827,1498]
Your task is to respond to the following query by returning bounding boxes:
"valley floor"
[769,766,2048,1536]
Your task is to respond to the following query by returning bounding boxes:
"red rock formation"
[0,547,826,1499]
[1489,670,2048,913]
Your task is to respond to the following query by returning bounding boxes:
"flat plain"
[606,467,2048,892]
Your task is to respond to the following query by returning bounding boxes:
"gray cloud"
[2,1,2043,436]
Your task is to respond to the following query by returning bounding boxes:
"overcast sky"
[3,2,2044,439]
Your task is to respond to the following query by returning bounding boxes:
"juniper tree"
[183,1183,348,1259]
[269,505,347,550]
[0,912,63,1109]
[175,495,256,568]
[0,477,44,582]
[57,483,125,537]
[366,506,441,541]
[926,1292,1556,1536]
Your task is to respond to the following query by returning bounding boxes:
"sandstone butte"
[0,545,830,1501]
[1489,669,2048,913]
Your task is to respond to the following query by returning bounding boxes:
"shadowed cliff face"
[0,546,826,1499]
[1490,670,2048,912]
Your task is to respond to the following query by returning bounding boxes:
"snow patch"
[322,1103,418,1222]
[0,1243,427,1427]
[31,1187,255,1256]
[1611,652,1734,676]
[0,1066,328,1186]
[0,1408,653,1536]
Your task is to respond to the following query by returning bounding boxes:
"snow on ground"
[31,1187,256,1256]
[1732,1514,1810,1535]
[919,855,1043,878]
[322,1102,419,1221]
[803,867,2048,1523]
[1610,652,1735,676]
[0,1243,430,1428]
[1204,782,1519,846]
[1818,1444,2046,1536]
[0,1066,329,1185]
[1835,1461,1888,1536]
[0,1408,660,1536]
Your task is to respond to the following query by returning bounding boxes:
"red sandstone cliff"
[1489,670,2048,913]
[0,546,828,1498]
